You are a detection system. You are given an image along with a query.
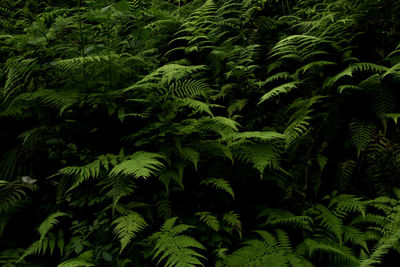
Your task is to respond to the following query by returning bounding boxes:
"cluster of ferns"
[1,0,400,266]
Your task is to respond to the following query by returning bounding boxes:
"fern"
[135,64,207,85]
[195,212,220,231]
[225,230,312,267]
[200,178,234,199]
[177,98,213,117]
[297,239,358,264]
[349,120,376,156]
[110,151,165,179]
[113,211,148,252]
[325,63,388,87]
[2,57,36,102]
[263,72,291,84]
[166,80,212,99]
[236,144,280,175]
[225,131,286,143]
[258,82,299,104]
[0,180,38,213]
[222,211,242,238]
[283,96,324,148]
[259,208,313,230]
[336,160,357,191]
[151,217,206,267]
[314,204,344,242]
[20,212,67,260]
[369,85,397,128]
[58,250,95,267]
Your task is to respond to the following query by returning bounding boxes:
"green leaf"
[102,251,112,262]
[200,178,234,199]
[110,152,165,179]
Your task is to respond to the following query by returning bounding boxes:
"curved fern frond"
[258,82,298,104]
[110,152,165,179]
[166,80,211,99]
[136,64,207,85]
[336,160,356,191]
[58,250,95,267]
[0,180,38,213]
[297,239,358,264]
[225,131,285,143]
[177,98,213,116]
[314,204,343,242]
[259,208,313,230]
[200,178,234,199]
[38,212,68,239]
[113,212,148,253]
[151,217,206,267]
[20,212,67,260]
[325,63,388,87]
[195,212,220,231]
[349,120,376,157]
[236,144,280,175]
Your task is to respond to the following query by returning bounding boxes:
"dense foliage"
[1,0,400,266]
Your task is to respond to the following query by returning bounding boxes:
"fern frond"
[178,146,200,169]
[151,217,206,267]
[260,208,313,230]
[166,80,211,99]
[225,131,285,143]
[177,98,213,116]
[264,72,291,84]
[314,204,343,242]
[38,212,68,239]
[258,82,298,104]
[349,120,376,156]
[137,64,207,85]
[325,63,388,87]
[227,99,247,118]
[2,57,36,102]
[222,211,241,237]
[20,212,67,260]
[195,212,220,231]
[369,85,396,127]
[113,212,148,253]
[110,151,165,179]
[236,144,280,175]
[59,158,103,192]
[296,60,336,75]
[58,250,95,267]
[200,178,234,199]
[337,84,363,94]
[336,160,356,191]
[0,180,38,213]
[297,239,358,264]
[359,227,400,267]
[52,54,126,73]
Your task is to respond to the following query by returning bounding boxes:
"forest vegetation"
[1,0,400,266]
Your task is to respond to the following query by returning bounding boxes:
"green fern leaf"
[0,180,37,213]
[336,160,356,191]
[38,212,68,239]
[236,144,280,175]
[200,178,234,199]
[349,121,376,157]
[58,250,95,267]
[113,212,148,253]
[258,82,298,104]
[151,217,206,267]
[178,98,213,116]
[195,212,220,231]
[110,152,165,179]
[314,204,343,242]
